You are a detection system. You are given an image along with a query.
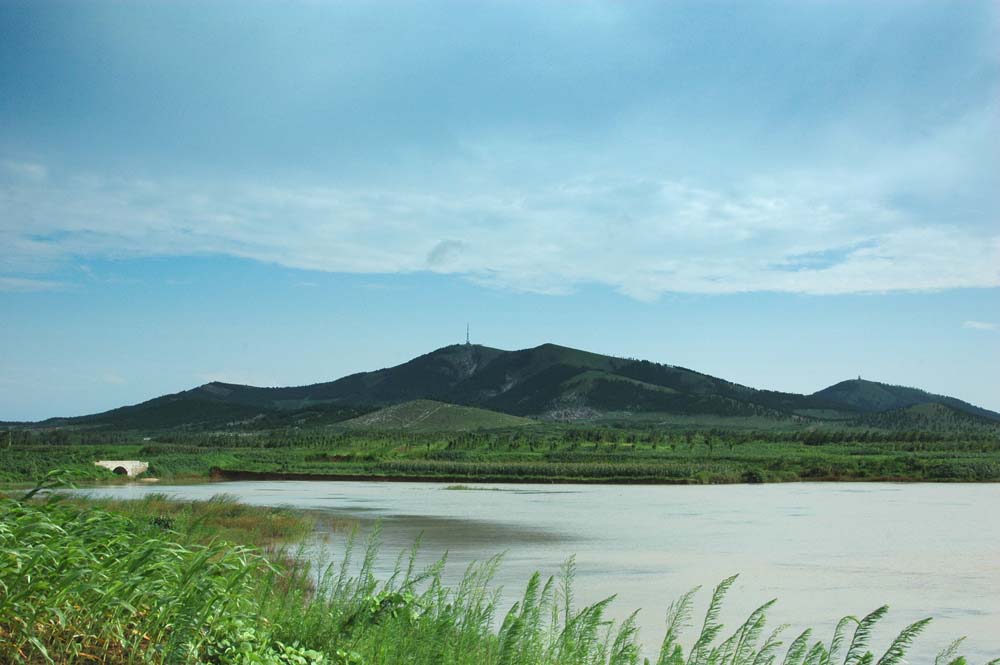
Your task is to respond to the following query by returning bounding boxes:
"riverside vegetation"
[2,474,995,665]
[2,426,1000,485]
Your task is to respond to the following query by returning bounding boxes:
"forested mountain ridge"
[23,343,1000,430]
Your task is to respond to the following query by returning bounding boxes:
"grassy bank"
[2,427,1000,485]
[1,478,994,664]
[57,492,320,548]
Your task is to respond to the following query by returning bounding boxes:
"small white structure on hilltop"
[95,460,149,477]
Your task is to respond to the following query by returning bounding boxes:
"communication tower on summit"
[466,323,470,345]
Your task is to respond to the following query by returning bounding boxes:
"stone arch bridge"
[94,460,149,477]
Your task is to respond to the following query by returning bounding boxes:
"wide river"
[79,481,999,662]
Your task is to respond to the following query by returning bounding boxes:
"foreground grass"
[2,479,996,664]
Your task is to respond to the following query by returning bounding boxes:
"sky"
[1,0,998,420]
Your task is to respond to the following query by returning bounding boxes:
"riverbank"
[208,465,991,484]
[3,482,987,664]
[57,491,321,547]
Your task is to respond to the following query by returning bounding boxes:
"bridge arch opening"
[95,460,148,477]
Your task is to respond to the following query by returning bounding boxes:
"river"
[77,481,1000,662]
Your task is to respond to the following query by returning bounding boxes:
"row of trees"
[4,421,996,451]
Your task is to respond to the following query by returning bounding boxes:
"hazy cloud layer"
[1,0,998,298]
[2,157,998,298]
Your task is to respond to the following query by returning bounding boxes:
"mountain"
[336,400,537,431]
[48,397,371,431]
[30,342,1000,430]
[811,379,999,421]
[851,402,1000,432]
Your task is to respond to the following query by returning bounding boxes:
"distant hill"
[851,402,1000,433]
[336,400,536,431]
[812,379,999,421]
[25,342,1000,431]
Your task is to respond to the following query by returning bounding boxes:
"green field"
[3,424,999,485]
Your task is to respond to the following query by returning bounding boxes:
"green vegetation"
[0,480,317,664]
[2,478,992,664]
[2,425,999,485]
[57,492,321,547]
[338,400,537,431]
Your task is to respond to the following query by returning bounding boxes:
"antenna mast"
[466,323,470,345]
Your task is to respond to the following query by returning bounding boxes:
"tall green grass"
[1,477,995,664]
[1,482,281,663]
[63,492,319,547]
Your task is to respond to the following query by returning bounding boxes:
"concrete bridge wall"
[94,460,149,477]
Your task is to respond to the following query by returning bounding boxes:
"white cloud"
[3,95,999,303]
[963,321,998,331]
[1,164,998,299]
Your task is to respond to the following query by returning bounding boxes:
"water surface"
[79,481,1000,661]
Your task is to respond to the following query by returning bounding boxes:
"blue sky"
[1,0,998,420]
